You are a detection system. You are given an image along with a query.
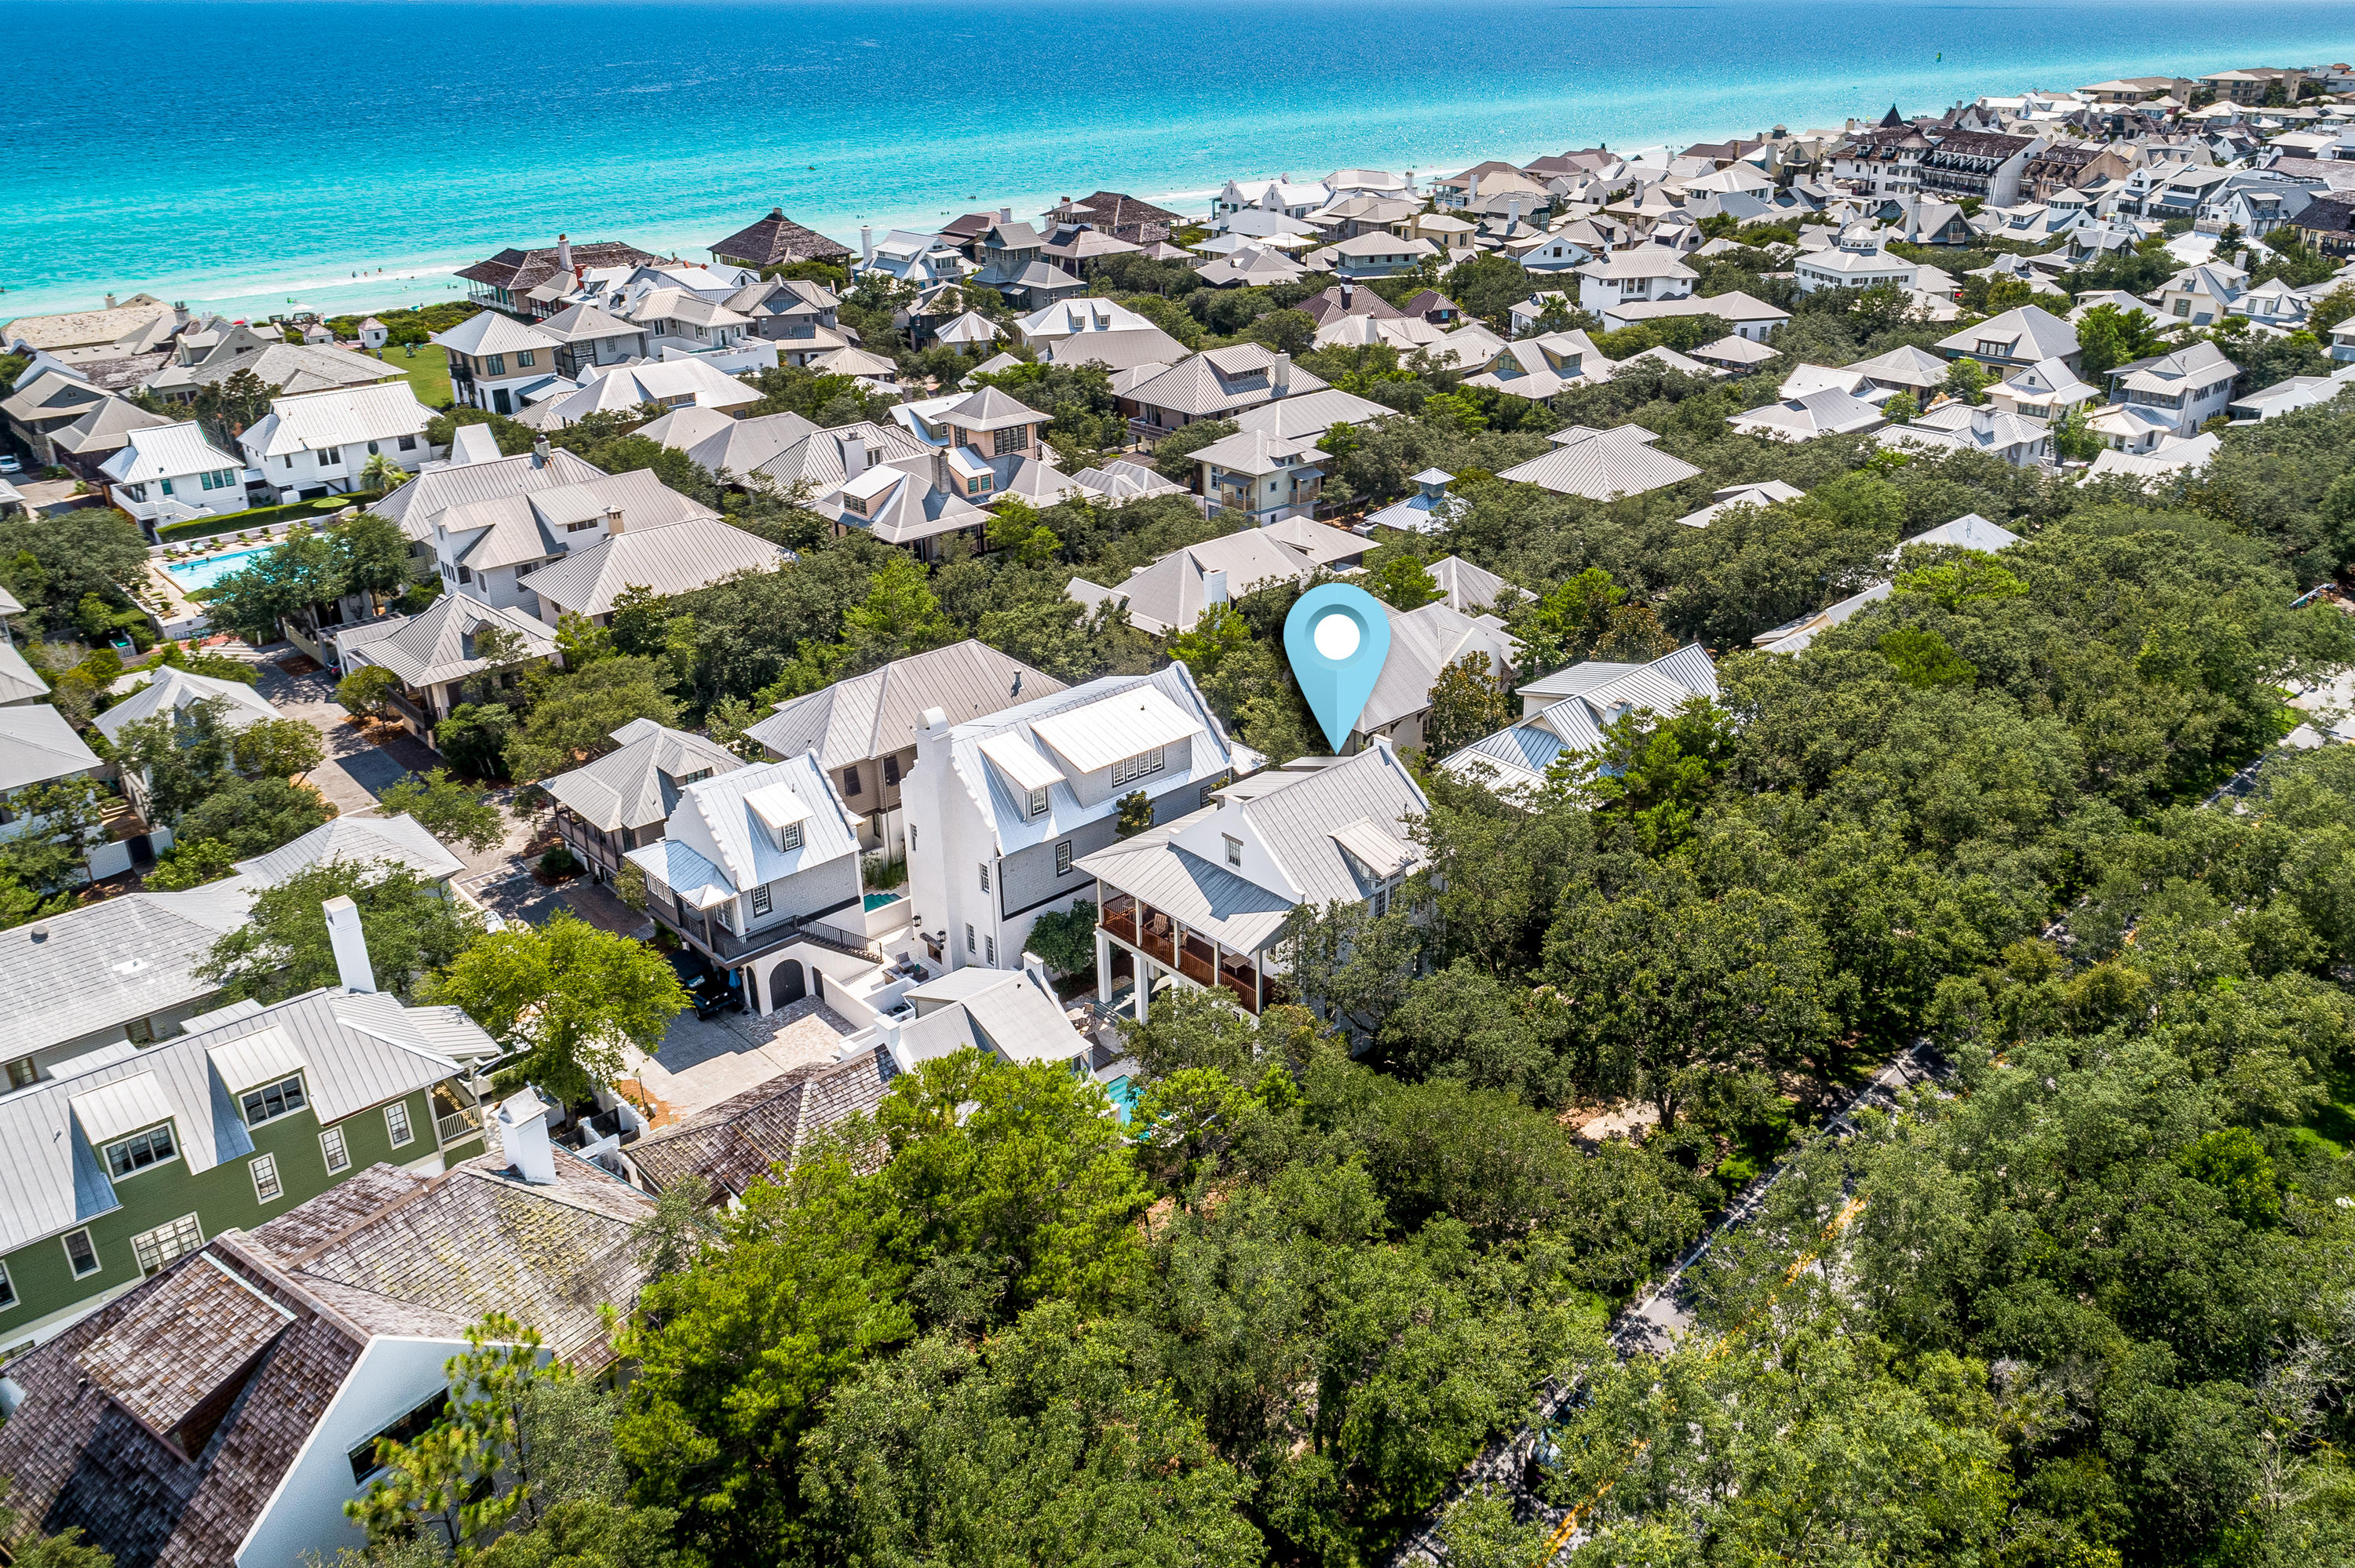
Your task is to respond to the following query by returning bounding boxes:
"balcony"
[437,1107,484,1146]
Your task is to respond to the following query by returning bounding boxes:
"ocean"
[5,0,2355,323]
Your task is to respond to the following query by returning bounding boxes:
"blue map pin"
[1283,583,1392,753]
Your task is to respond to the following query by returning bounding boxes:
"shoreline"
[9,16,2355,325]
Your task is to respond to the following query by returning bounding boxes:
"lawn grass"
[378,343,454,410]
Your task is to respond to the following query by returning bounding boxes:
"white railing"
[437,1107,484,1145]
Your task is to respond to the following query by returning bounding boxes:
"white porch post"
[1094,927,1112,1005]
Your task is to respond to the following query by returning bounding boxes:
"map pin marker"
[1283,583,1393,754]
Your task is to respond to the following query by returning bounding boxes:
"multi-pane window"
[779,822,803,851]
[486,354,506,374]
[320,1125,351,1173]
[1111,747,1166,786]
[751,885,772,917]
[843,766,863,797]
[985,935,997,964]
[250,1152,283,1203]
[242,1074,306,1126]
[1027,787,1049,819]
[131,1213,202,1274]
[385,1102,414,1148]
[1225,835,1243,867]
[0,1259,15,1310]
[1055,841,1072,876]
[5,1055,35,1089]
[965,923,977,957]
[105,1125,177,1179]
[63,1227,100,1278]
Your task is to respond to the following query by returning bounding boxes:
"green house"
[0,984,496,1351]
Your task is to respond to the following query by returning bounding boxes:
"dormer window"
[105,1123,177,1180]
[1027,787,1050,819]
[241,1073,307,1126]
[1111,746,1167,786]
[1224,834,1243,868]
[778,822,803,851]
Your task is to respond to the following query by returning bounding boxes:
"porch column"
[1094,927,1112,1006]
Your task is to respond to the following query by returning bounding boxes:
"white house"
[1878,403,2052,466]
[1075,744,1428,1024]
[1573,247,1698,312]
[238,383,436,501]
[421,465,719,617]
[2099,341,2240,441]
[1496,423,1704,498]
[904,665,1250,977]
[98,421,249,527]
[1729,387,1889,442]
[623,753,868,1013]
[1793,232,1919,294]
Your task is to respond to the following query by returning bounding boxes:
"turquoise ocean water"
[6,0,2355,322]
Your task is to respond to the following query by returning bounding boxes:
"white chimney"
[1022,950,1054,997]
[1203,567,1229,605]
[495,1087,557,1185]
[1464,173,1479,206]
[104,293,118,310]
[1508,196,1522,231]
[1271,352,1292,395]
[998,206,1012,224]
[531,436,550,467]
[920,705,947,730]
[557,232,572,271]
[603,503,624,535]
[838,433,870,479]
[1970,407,1995,436]
[323,895,375,994]
[860,225,873,261]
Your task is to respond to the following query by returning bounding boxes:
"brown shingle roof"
[707,206,853,268]
[627,1048,893,1198]
[455,240,663,294]
[0,1150,654,1568]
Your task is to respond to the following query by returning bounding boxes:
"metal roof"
[1031,685,1207,775]
[91,666,277,744]
[242,381,434,458]
[203,1025,309,1096]
[374,447,609,544]
[539,722,744,833]
[526,516,783,618]
[1498,422,1702,498]
[232,813,466,888]
[0,702,97,790]
[96,420,239,484]
[68,1071,177,1146]
[0,882,251,1059]
[747,640,1062,769]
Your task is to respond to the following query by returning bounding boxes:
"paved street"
[249,646,439,815]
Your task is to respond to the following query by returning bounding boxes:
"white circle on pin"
[1313,611,1360,661]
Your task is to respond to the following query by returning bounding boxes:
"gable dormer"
[1169,798,1301,901]
[743,781,811,854]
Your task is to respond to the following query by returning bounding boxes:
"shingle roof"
[708,206,853,267]
[525,516,785,618]
[746,641,1062,770]
[455,240,663,294]
[540,721,745,832]
[628,1048,893,1196]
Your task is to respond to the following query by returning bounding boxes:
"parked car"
[0,453,22,474]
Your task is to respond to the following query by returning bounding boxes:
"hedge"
[156,492,387,544]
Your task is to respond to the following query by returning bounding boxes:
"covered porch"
[1093,888,1282,1021]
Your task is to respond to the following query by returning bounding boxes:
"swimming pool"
[163,544,279,593]
[862,890,904,912]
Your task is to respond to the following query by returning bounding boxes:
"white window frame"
[985,935,996,965]
[320,1125,351,1174]
[250,1151,284,1203]
[779,822,803,851]
[1225,834,1243,868]
[965,923,976,957]
[385,1101,414,1148]
[0,1258,14,1311]
[104,1123,178,1180]
[241,1073,308,1127]
[131,1213,203,1275]
[1111,747,1167,786]
[751,884,772,918]
[62,1227,100,1279]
